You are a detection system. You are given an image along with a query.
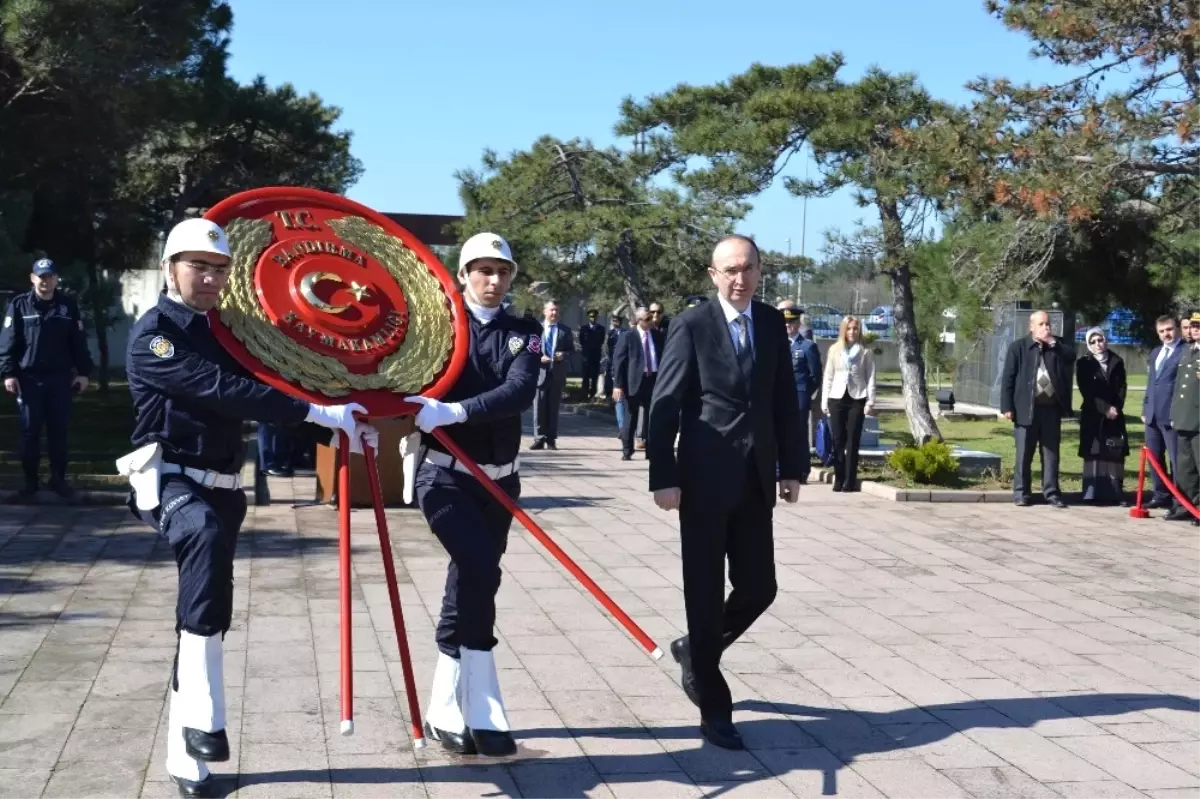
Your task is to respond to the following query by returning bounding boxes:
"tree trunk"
[878,199,941,443]
[615,228,648,311]
[85,260,110,393]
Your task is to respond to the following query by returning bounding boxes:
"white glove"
[329,422,379,455]
[404,396,466,433]
[306,402,367,439]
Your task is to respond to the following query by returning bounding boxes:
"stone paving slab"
[1,411,1198,798]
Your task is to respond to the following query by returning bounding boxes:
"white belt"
[161,463,243,490]
[423,449,519,480]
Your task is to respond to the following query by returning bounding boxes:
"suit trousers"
[1013,403,1063,500]
[1143,420,1178,500]
[679,458,777,723]
[533,368,563,443]
[828,395,866,489]
[621,378,655,457]
[415,462,520,657]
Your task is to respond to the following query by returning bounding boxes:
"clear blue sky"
[226,0,1068,259]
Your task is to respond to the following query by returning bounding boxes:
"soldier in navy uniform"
[782,306,821,483]
[0,257,94,499]
[403,232,541,757]
[578,308,605,399]
[119,218,378,798]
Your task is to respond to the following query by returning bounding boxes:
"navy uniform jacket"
[127,294,320,474]
[789,333,822,411]
[578,322,605,360]
[0,289,93,378]
[425,308,541,466]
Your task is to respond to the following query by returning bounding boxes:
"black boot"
[170,774,215,798]
[183,728,229,762]
[470,728,517,757]
[424,721,477,755]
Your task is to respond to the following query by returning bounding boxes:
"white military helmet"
[457,232,518,282]
[161,218,231,263]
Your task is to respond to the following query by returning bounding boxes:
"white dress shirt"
[716,294,754,358]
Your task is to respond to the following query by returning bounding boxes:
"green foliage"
[454,136,745,310]
[887,440,960,484]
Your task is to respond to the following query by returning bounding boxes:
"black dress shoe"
[670,637,701,708]
[1014,496,1032,507]
[470,728,517,757]
[1147,496,1173,509]
[700,719,745,750]
[1163,508,1194,522]
[424,721,477,755]
[530,441,545,451]
[265,467,293,477]
[621,453,632,461]
[1048,496,1068,509]
[183,728,229,762]
[547,441,557,451]
[832,483,844,493]
[170,773,215,798]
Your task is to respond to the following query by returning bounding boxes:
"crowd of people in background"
[522,290,1198,525]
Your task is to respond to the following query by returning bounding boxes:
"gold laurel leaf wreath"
[216,216,455,399]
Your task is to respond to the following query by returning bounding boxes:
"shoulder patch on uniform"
[527,334,542,355]
[149,335,175,359]
[507,335,525,356]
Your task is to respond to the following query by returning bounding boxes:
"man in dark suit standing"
[578,309,605,400]
[1001,310,1074,508]
[782,306,821,482]
[612,307,664,461]
[1142,314,1185,509]
[648,235,804,750]
[531,300,574,450]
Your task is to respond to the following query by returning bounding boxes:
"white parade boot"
[460,647,516,756]
[177,632,229,762]
[166,683,212,796]
[424,652,474,754]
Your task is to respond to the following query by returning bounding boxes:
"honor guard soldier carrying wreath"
[118,218,379,798]
[401,232,541,757]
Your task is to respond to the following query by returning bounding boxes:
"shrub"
[887,440,959,484]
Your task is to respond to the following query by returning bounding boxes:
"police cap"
[32,258,56,276]
[162,218,231,262]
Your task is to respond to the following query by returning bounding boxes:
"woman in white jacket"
[822,315,876,491]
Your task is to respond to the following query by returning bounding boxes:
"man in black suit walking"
[532,300,574,450]
[611,307,664,461]
[578,308,606,400]
[648,235,804,750]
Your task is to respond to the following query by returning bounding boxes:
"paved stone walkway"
[2,411,1198,798]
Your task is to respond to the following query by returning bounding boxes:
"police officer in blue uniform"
[402,232,540,758]
[119,218,377,797]
[0,258,93,499]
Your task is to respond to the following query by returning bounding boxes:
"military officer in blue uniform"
[0,257,93,499]
[782,306,821,482]
[119,218,377,798]
[401,232,541,757]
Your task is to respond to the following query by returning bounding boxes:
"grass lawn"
[873,410,1145,494]
[0,381,136,487]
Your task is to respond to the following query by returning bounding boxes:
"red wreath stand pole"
[1130,445,1200,521]
[336,432,427,748]
[431,429,664,661]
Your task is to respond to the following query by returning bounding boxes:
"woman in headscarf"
[1076,327,1129,505]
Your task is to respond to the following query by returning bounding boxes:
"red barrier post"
[363,445,426,749]
[431,429,663,660]
[1140,447,1200,520]
[1130,447,1150,519]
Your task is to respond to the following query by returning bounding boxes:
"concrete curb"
[810,467,1010,503]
